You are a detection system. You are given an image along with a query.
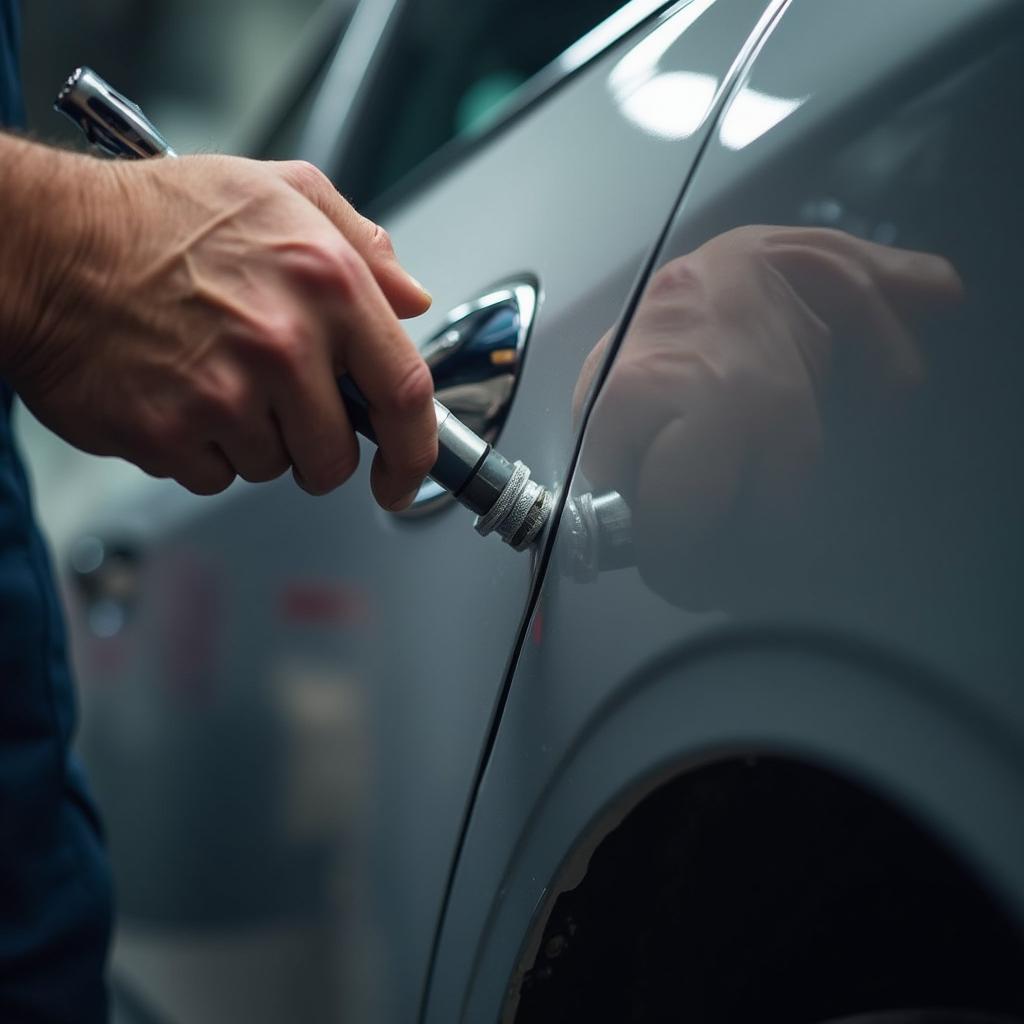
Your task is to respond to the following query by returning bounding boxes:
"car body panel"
[71,2,775,1021]
[427,0,1024,1019]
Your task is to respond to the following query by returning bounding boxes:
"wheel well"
[509,757,1024,1023]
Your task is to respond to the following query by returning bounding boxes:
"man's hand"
[573,226,963,607]
[0,139,437,509]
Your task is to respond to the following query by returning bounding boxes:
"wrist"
[0,136,122,391]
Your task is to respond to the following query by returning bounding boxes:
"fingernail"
[406,273,432,305]
[388,487,421,512]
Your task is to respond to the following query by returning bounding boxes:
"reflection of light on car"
[718,86,807,149]
[607,0,720,139]
[616,70,718,139]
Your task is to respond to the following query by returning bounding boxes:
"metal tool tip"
[55,67,85,108]
[474,461,554,551]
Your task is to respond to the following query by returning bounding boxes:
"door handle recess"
[403,278,538,514]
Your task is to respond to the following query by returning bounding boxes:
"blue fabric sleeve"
[0,3,114,1020]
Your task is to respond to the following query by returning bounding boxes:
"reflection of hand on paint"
[573,226,963,608]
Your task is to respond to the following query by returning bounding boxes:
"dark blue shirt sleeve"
[0,0,23,128]
[0,4,114,1021]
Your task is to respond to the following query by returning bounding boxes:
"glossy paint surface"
[71,3,770,1021]
[427,0,1024,1019]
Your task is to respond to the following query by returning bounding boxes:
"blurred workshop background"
[22,0,328,155]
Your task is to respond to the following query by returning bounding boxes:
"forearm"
[0,133,103,384]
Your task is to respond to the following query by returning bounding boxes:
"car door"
[426,0,1024,1021]
[68,2,781,1022]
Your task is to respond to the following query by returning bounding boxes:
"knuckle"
[300,444,359,495]
[367,222,396,262]
[183,466,236,496]
[172,448,237,496]
[780,226,856,257]
[282,159,331,201]
[239,464,286,485]
[237,447,291,484]
[254,316,317,375]
[648,256,704,301]
[192,371,248,426]
[322,244,367,302]
[807,226,849,247]
[842,263,876,300]
[286,241,367,302]
[141,404,190,454]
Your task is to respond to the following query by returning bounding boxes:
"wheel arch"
[476,629,1024,1021]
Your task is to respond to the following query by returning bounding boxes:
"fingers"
[137,444,237,496]
[274,160,432,319]
[178,445,238,495]
[268,231,437,507]
[766,228,963,317]
[218,414,292,484]
[764,241,927,392]
[580,263,720,499]
[269,339,362,496]
[860,242,964,318]
[272,161,438,506]
[257,303,434,506]
[318,260,437,509]
[146,363,354,497]
[581,346,705,501]
[360,346,436,512]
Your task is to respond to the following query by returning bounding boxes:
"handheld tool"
[55,67,554,551]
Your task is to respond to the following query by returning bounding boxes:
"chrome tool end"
[428,402,553,552]
[473,459,554,551]
[54,66,178,158]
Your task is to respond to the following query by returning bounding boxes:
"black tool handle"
[337,376,378,445]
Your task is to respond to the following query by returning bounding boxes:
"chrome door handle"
[405,279,539,514]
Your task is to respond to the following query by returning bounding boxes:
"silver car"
[67,0,1024,1022]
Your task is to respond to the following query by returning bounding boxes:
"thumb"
[275,159,433,318]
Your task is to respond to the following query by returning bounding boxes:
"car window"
[338,0,630,207]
